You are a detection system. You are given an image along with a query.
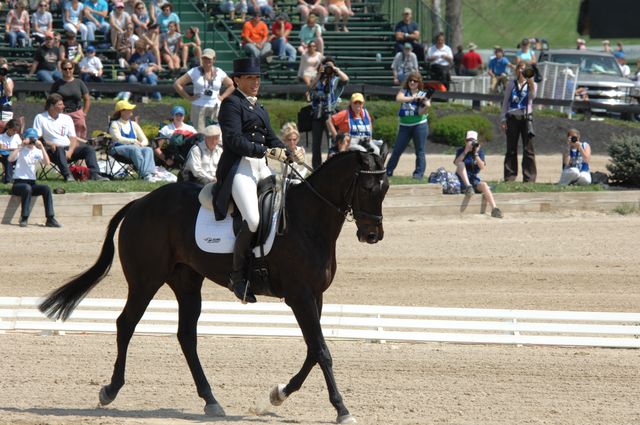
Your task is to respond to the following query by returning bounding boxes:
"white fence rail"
[1,297,639,348]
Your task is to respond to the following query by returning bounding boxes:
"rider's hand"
[292,148,305,165]
[266,147,288,162]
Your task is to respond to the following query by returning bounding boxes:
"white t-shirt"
[0,132,22,150]
[427,44,453,67]
[159,121,198,138]
[187,66,228,107]
[33,111,76,147]
[79,55,103,74]
[13,146,44,180]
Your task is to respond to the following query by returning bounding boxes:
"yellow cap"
[351,92,365,103]
[114,100,136,112]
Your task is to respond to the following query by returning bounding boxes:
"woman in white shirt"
[173,48,234,132]
[297,40,322,87]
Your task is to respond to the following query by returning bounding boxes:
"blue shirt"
[488,56,510,76]
[157,12,180,33]
[83,0,108,24]
[455,146,485,180]
[394,21,418,39]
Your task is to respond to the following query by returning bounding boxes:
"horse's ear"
[378,142,389,164]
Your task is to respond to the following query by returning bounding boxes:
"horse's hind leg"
[167,265,225,417]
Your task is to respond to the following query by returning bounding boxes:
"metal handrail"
[213,16,242,56]
[380,0,451,45]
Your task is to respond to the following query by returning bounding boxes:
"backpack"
[428,167,461,194]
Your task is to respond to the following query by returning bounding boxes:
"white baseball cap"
[465,130,478,141]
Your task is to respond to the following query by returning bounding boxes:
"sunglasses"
[408,79,419,83]
[63,67,74,70]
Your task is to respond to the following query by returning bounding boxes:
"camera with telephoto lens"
[523,65,535,79]
[570,135,578,143]
[204,89,213,96]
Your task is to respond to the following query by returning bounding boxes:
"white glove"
[266,147,288,163]
[292,148,305,165]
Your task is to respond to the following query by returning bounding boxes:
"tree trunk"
[445,0,462,49]
[431,0,443,40]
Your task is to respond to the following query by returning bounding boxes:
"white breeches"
[232,156,273,232]
[559,167,591,186]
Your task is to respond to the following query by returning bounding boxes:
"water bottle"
[111,65,117,80]
[375,53,382,62]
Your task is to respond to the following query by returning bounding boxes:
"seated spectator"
[182,124,222,184]
[327,132,349,158]
[248,0,273,19]
[326,0,353,32]
[271,13,296,65]
[161,21,181,73]
[328,92,372,145]
[156,105,197,166]
[109,1,132,49]
[139,22,162,67]
[298,0,327,27]
[157,2,180,33]
[79,45,103,83]
[128,41,162,100]
[60,31,84,65]
[64,0,89,47]
[0,119,23,183]
[131,1,150,36]
[461,42,483,76]
[220,0,247,22]
[559,128,591,186]
[115,22,139,61]
[487,46,513,93]
[27,32,62,83]
[297,40,322,87]
[83,0,110,46]
[515,38,536,66]
[298,13,324,54]
[51,59,91,139]
[454,130,503,218]
[108,99,159,181]
[576,38,586,50]
[281,121,308,179]
[425,32,453,88]
[241,10,272,62]
[181,26,201,69]
[615,52,631,78]
[391,42,418,85]
[31,0,53,45]
[1,65,15,122]
[5,0,30,48]
[8,128,61,228]
[394,7,422,62]
[33,93,108,181]
[602,40,612,53]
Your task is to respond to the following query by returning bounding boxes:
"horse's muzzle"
[357,223,384,244]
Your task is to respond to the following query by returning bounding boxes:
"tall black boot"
[229,220,257,303]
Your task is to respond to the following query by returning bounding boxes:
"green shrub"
[607,133,640,187]
[372,115,398,146]
[430,114,493,147]
[262,99,308,132]
[139,120,165,141]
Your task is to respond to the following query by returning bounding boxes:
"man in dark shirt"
[27,32,62,83]
[128,42,162,100]
[394,8,422,62]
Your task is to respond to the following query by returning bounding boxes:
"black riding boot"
[229,221,257,303]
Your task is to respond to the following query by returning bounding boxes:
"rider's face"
[235,75,261,97]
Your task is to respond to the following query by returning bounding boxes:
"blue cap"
[614,51,625,59]
[23,128,39,140]
[171,105,186,116]
[86,45,96,53]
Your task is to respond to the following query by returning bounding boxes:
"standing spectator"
[79,45,103,83]
[452,44,464,76]
[51,59,91,139]
[391,42,418,85]
[454,130,503,218]
[385,71,430,179]
[157,2,180,33]
[241,10,272,61]
[64,0,88,47]
[601,39,612,53]
[576,38,586,50]
[461,42,483,76]
[425,32,453,88]
[31,0,53,45]
[271,13,296,65]
[0,66,15,122]
[328,93,373,146]
[307,57,348,168]
[109,1,131,48]
[27,32,62,83]
[160,21,181,73]
[500,61,537,182]
[181,26,201,69]
[487,46,513,93]
[615,42,624,56]
[182,124,223,184]
[174,48,235,132]
[297,0,327,27]
[9,128,62,228]
[33,93,108,181]
[0,119,22,183]
[5,0,30,48]
[60,31,84,64]
[515,38,536,65]
[128,41,162,100]
[559,128,591,186]
[393,7,422,62]
[220,0,247,22]
[248,0,273,19]
[131,1,150,36]
[327,0,353,32]
[297,40,323,87]
[615,52,630,78]
[298,13,324,54]
[83,0,110,46]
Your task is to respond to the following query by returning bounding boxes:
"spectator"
[298,13,324,54]
[131,1,150,36]
[452,44,464,76]
[615,42,624,56]
[297,40,323,87]
[108,99,159,181]
[51,59,91,139]
[327,0,353,32]
[64,0,88,47]
[182,124,222,184]
[281,121,308,179]
[559,128,591,186]
[0,119,22,183]
[600,39,611,52]
[109,1,131,48]
[425,32,453,88]
[8,128,62,227]
[128,41,162,100]
[487,46,513,93]
[391,42,418,85]
[220,0,247,22]
[328,92,373,145]
[60,31,84,64]
[576,38,586,50]
[161,21,181,73]
[33,93,107,181]
[181,26,201,69]
[79,45,103,84]
[248,0,273,19]
[515,37,536,65]
[5,0,30,48]
[31,0,52,45]
[157,2,180,33]
[83,0,110,46]
[27,32,62,83]
[394,7,422,62]
[156,105,198,166]
[139,22,162,67]
[615,52,630,78]
[174,48,234,132]
[298,0,327,27]
[115,22,139,61]
[0,66,15,122]
[307,56,348,168]
[454,130,503,218]
[271,13,296,65]
[386,71,430,179]
[461,42,482,76]
[500,61,537,182]
[241,10,272,62]
[327,131,349,158]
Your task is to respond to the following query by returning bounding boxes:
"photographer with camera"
[559,128,591,186]
[454,130,503,219]
[500,61,537,183]
[307,56,348,168]
[8,128,62,228]
[385,71,431,179]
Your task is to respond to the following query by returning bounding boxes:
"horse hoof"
[98,386,115,406]
[204,402,226,417]
[269,384,287,406]
[337,414,357,424]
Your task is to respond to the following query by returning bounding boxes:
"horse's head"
[351,150,389,244]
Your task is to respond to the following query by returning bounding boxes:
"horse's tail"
[38,200,136,321]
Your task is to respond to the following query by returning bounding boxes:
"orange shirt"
[241,20,269,44]
[331,108,372,134]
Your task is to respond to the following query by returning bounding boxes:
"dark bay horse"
[39,150,389,424]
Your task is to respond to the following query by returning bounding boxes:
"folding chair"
[90,132,138,180]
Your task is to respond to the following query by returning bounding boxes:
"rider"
[214,57,304,303]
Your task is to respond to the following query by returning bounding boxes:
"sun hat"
[465,130,478,141]
[351,93,364,103]
[23,128,39,140]
[403,7,411,14]
[171,105,185,116]
[468,42,477,50]
[114,100,136,112]
[203,125,221,137]
[201,48,216,59]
